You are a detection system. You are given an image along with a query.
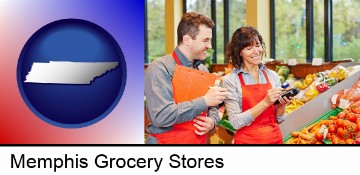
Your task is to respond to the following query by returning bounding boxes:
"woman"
[222,26,290,144]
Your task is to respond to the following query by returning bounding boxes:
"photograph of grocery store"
[144,0,360,144]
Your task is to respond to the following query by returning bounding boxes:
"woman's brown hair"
[226,26,266,68]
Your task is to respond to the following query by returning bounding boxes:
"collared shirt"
[144,47,219,136]
[221,63,286,130]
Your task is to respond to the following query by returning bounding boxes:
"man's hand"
[193,116,214,135]
[204,86,228,106]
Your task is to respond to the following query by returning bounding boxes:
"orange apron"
[234,70,283,144]
[151,51,207,144]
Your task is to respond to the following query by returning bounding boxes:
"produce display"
[285,119,333,144]
[326,107,360,144]
[285,66,353,115]
[294,67,348,102]
[285,78,360,144]
[285,106,360,144]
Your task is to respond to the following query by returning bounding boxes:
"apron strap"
[262,70,271,86]
[238,69,270,86]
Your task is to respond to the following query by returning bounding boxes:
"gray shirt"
[144,47,219,142]
[221,63,286,130]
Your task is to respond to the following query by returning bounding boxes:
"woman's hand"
[263,88,283,106]
[276,96,292,108]
[275,96,293,117]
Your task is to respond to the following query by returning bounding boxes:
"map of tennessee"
[24,61,119,84]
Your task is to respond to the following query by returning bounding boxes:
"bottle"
[281,81,290,90]
[274,87,300,105]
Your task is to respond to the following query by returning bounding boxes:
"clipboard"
[172,64,216,130]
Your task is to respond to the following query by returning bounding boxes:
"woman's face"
[240,37,263,66]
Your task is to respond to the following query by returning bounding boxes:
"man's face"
[188,25,212,60]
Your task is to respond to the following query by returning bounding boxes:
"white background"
[1,146,359,175]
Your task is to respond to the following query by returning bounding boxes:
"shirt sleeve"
[144,62,208,128]
[276,112,286,123]
[221,74,254,130]
[207,106,220,131]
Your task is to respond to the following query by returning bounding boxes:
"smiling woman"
[221,26,291,144]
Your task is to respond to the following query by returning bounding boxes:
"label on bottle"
[281,82,289,89]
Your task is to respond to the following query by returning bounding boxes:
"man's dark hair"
[177,12,215,45]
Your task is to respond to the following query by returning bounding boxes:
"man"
[144,12,228,144]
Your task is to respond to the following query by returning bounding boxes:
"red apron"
[234,70,283,144]
[151,51,207,144]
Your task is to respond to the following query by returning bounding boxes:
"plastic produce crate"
[283,108,343,144]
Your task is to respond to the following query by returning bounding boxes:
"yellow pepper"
[337,66,348,81]
[328,70,337,79]
[304,74,314,85]
[295,81,308,90]
[337,68,348,81]
[305,88,319,101]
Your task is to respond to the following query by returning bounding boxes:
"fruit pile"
[295,66,350,99]
[286,95,360,144]
[285,106,360,144]
[285,66,351,115]
[326,105,360,144]
[285,99,304,115]
[275,66,290,83]
[285,120,332,144]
